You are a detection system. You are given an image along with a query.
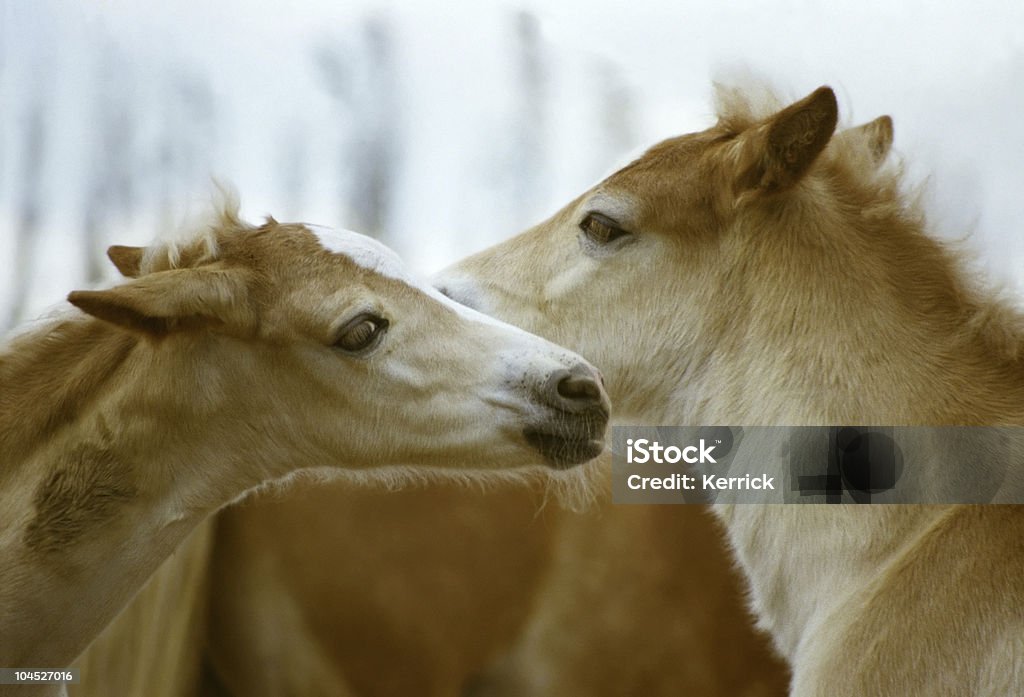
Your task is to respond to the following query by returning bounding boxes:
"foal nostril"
[557,373,602,403]
[527,364,609,467]
[544,366,607,413]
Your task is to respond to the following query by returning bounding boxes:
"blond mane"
[138,188,244,274]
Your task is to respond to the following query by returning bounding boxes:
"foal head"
[66,203,609,477]
[436,85,984,424]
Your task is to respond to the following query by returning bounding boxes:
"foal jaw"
[522,423,607,469]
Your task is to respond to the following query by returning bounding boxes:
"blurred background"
[2,0,1023,329]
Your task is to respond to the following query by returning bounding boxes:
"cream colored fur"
[93,83,1021,697]
[1,201,606,697]
[439,83,1024,695]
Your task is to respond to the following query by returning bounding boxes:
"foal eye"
[579,213,630,245]
[334,314,389,354]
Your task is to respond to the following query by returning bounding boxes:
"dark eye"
[334,314,389,354]
[579,212,630,245]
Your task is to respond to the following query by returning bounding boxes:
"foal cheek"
[542,260,598,304]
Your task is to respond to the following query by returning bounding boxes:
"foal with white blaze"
[0,204,608,695]
[440,86,1024,695]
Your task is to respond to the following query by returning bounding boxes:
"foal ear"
[736,86,838,195]
[68,268,253,336]
[107,245,144,278]
[838,115,893,164]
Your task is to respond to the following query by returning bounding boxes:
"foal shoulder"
[795,505,1024,696]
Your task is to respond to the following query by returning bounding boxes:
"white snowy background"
[2,0,1023,328]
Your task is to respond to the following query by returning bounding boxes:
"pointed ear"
[736,86,838,195]
[837,115,893,165]
[67,268,253,336]
[107,245,144,278]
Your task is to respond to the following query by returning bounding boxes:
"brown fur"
[198,480,786,697]
[464,499,786,697]
[205,481,559,697]
[25,441,137,554]
[5,198,606,691]
[73,524,214,697]
[0,321,136,464]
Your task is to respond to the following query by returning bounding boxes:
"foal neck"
[0,317,138,465]
[714,203,1024,426]
[0,315,260,670]
[705,216,1024,659]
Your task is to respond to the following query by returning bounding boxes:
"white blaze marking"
[307,224,410,282]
